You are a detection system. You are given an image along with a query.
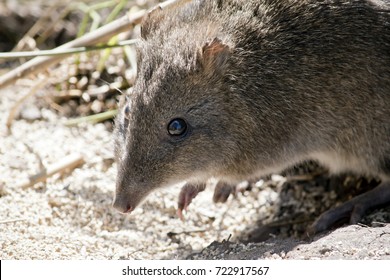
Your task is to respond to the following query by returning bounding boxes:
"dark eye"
[167,118,188,136]
[123,105,131,119]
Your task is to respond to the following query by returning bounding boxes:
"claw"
[177,182,206,219]
[213,181,236,203]
[213,180,250,203]
[177,208,185,221]
[308,181,390,235]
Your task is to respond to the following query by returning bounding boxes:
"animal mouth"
[112,197,135,214]
[123,205,133,214]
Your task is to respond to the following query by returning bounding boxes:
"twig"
[0,218,26,224]
[0,40,139,59]
[0,10,144,89]
[127,247,146,258]
[24,143,45,171]
[167,229,207,237]
[226,233,232,242]
[17,154,85,189]
[0,0,182,90]
[6,77,48,132]
[357,222,370,228]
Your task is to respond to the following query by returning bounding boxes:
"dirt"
[0,85,270,260]
[189,225,390,260]
[1,84,389,260]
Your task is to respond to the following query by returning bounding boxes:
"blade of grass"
[0,39,139,59]
[0,0,182,89]
[64,109,118,126]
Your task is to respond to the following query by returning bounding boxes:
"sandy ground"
[1,85,389,260]
[0,85,272,259]
[190,224,390,260]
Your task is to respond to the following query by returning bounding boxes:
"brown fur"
[113,0,390,229]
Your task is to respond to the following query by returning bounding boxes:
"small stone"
[20,106,42,121]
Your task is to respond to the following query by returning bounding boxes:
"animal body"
[113,0,390,233]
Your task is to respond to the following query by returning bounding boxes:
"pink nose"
[112,197,133,213]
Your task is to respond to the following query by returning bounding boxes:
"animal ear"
[140,6,163,40]
[198,38,230,72]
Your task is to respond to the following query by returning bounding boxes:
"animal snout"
[112,195,133,214]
